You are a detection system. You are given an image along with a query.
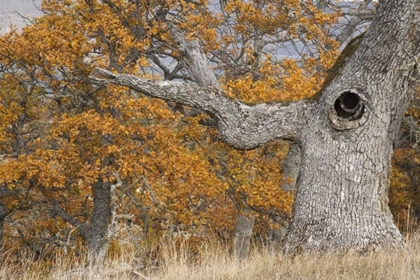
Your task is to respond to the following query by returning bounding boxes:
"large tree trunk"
[91,0,420,253]
[283,0,420,253]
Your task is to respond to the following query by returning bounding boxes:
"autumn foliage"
[0,0,417,263]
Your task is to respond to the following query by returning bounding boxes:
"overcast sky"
[0,0,42,33]
[0,0,369,34]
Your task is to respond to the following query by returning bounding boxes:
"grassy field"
[1,234,420,280]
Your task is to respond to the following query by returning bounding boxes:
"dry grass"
[2,235,420,280]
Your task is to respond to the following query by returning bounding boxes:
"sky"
[0,0,42,33]
[0,0,372,34]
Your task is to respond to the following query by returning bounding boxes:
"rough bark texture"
[91,0,420,253]
[88,180,112,262]
[91,69,306,150]
[283,0,420,253]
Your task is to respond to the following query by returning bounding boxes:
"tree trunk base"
[233,212,254,261]
[283,213,405,254]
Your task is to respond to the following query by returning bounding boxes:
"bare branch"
[91,68,307,149]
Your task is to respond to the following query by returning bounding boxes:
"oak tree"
[92,0,420,253]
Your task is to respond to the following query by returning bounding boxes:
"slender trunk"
[267,215,289,247]
[282,143,301,191]
[233,209,254,261]
[88,180,112,263]
[0,217,3,254]
[49,180,112,263]
[0,199,7,255]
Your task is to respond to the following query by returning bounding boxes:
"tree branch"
[90,68,307,149]
[91,18,308,149]
[168,23,223,90]
[51,201,89,239]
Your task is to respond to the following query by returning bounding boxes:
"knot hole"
[334,91,364,120]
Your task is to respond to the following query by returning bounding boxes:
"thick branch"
[90,68,307,149]
[168,24,222,90]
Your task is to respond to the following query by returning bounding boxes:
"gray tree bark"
[91,0,420,253]
[281,143,301,192]
[283,0,420,253]
[233,210,254,261]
